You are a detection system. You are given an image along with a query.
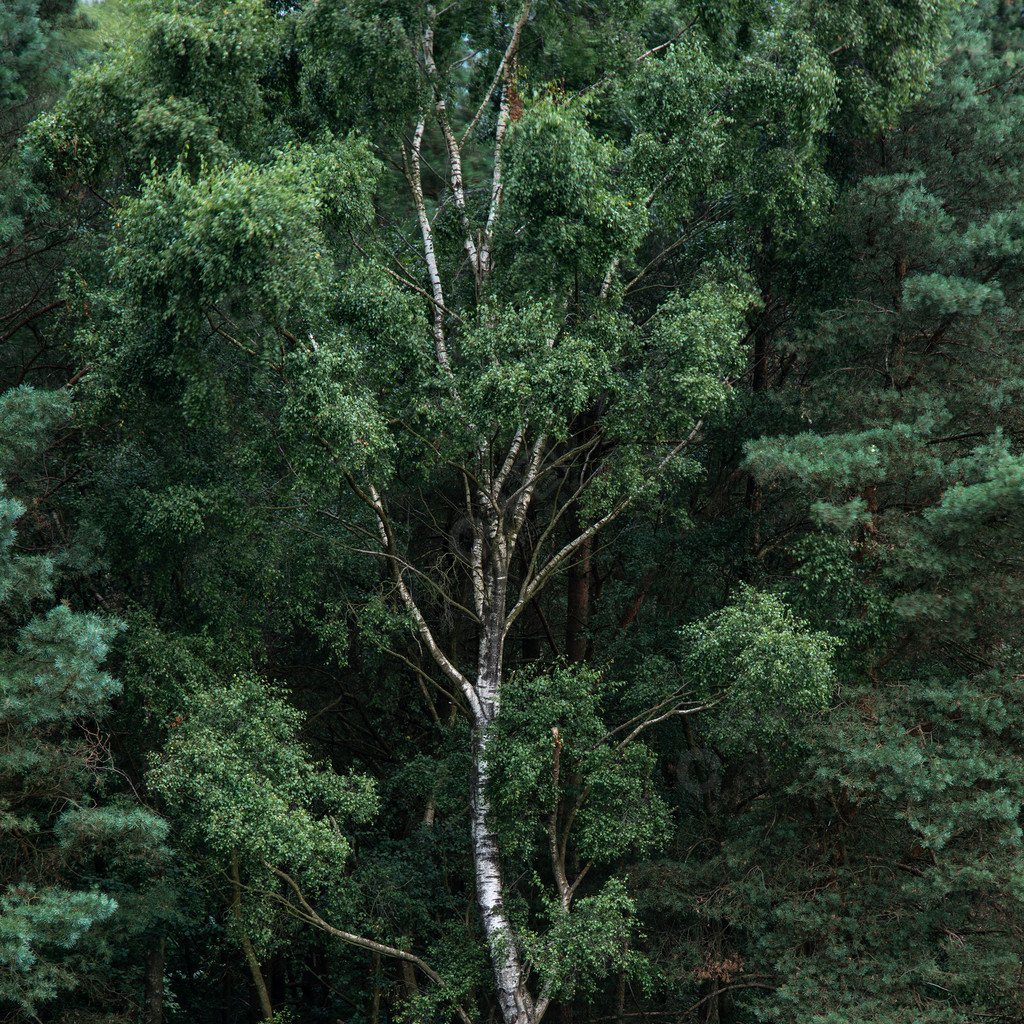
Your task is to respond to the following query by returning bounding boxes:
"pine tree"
[0,385,167,1020]
[636,3,1024,1020]
[1,0,86,391]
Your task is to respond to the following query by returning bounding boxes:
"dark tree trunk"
[564,532,591,663]
[144,937,165,1024]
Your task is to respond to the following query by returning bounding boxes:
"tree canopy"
[3,2,1023,1024]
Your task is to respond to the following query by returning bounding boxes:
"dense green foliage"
[0,386,167,1017]
[3,1,1023,1023]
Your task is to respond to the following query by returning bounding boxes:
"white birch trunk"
[471,713,535,1024]
[470,551,536,1024]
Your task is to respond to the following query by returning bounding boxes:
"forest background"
[2,1,1024,1023]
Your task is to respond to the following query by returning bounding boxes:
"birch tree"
[39,1,959,1020]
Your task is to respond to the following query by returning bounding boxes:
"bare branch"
[460,2,532,149]
[376,648,465,724]
[566,861,592,903]
[506,422,704,632]
[266,864,475,1024]
[345,544,483,623]
[553,698,704,876]
[406,117,455,376]
[613,700,705,751]
[507,430,603,504]
[507,432,548,553]
[396,419,487,495]
[600,143,725,299]
[479,5,531,274]
[423,13,482,285]
[508,447,607,628]
[493,424,526,499]
[351,237,465,325]
[344,471,483,720]
[636,17,698,62]
[589,692,687,750]
[624,199,727,296]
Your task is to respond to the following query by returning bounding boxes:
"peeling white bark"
[468,512,539,1024]
[471,707,535,1024]
[407,116,453,374]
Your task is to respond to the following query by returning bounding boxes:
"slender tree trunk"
[230,853,273,1021]
[244,947,273,1022]
[564,532,591,663]
[271,956,285,1018]
[402,959,420,999]
[615,968,627,1024]
[522,598,543,661]
[471,559,536,1024]
[618,572,652,635]
[221,964,232,1024]
[370,951,381,1024]
[302,952,325,1015]
[471,715,534,1024]
[144,937,165,1024]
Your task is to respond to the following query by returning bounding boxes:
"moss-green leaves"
[499,100,647,293]
[681,587,839,758]
[150,673,377,887]
[114,138,377,335]
[488,666,672,864]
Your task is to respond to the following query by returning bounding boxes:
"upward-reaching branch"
[479,3,531,275]
[505,421,705,633]
[423,12,482,287]
[461,2,532,150]
[509,436,605,610]
[493,425,526,500]
[267,863,476,1024]
[406,116,454,376]
[507,433,548,554]
[344,471,483,721]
